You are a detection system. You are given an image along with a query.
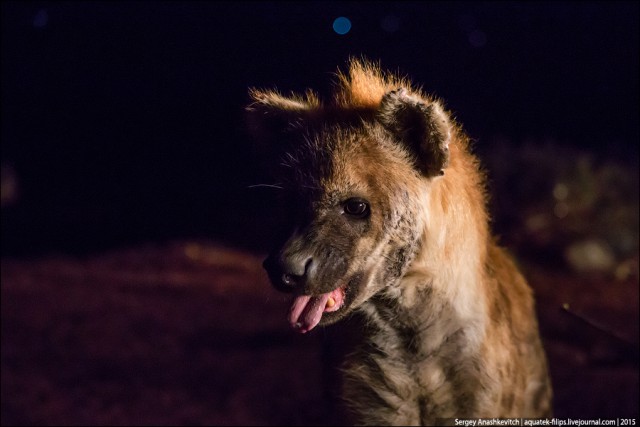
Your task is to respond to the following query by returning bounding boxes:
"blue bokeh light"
[333,17,351,35]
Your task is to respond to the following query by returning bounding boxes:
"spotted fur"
[247,58,552,425]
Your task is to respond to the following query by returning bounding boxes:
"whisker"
[247,184,284,190]
[299,184,322,191]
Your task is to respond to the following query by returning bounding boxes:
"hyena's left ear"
[246,88,319,175]
[377,88,451,177]
[246,88,318,142]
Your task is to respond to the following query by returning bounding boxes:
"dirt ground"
[1,240,638,425]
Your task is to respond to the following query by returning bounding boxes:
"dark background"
[2,1,638,256]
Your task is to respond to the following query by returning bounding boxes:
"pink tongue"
[287,288,343,333]
[288,294,331,333]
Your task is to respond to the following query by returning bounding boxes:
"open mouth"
[287,285,347,333]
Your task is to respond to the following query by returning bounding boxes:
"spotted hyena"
[246,59,552,425]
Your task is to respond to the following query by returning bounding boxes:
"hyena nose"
[263,255,314,292]
[281,257,313,286]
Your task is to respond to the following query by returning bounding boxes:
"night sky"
[1,1,638,256]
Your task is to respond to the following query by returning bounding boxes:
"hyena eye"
[343,198,370,218]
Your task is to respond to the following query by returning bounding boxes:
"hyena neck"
[364,141,491,359]
[361,265,487,365]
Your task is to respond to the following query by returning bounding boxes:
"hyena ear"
[377,88,451,177]
[245,88,318,176]
[245,88,318,142]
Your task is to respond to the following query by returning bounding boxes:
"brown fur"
[247,58,552,425]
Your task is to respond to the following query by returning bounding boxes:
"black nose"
[263,254,313,292]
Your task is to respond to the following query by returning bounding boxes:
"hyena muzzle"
[246,59,552,425]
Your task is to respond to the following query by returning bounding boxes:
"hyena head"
[247,59,454,333]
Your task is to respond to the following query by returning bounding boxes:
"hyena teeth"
[326,297,336,308]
